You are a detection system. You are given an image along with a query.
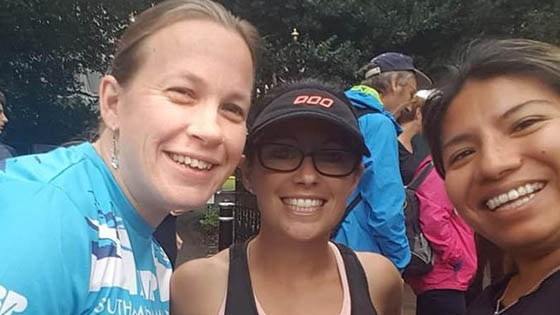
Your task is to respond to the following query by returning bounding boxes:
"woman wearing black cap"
[171,79,402,315]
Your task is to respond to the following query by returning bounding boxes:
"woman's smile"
[281,197,326,215]
[483,181,546,211]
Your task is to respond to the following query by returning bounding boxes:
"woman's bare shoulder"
[175,248,230,277]
[171,249,230,315]
[355,251,398,275]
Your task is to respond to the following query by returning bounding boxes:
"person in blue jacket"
[333,52,431,272]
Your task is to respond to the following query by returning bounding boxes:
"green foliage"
[199,205,219,231]
[1,0,559,144]
[0,0,152,144]
[224,0,560,92]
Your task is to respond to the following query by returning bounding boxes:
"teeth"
[499,194,508,204]
[283,198,324,211]
[170,153,213,170]
[508,190,519,200]
[486,182,544,210]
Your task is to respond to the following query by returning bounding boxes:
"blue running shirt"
[0,143,172,314]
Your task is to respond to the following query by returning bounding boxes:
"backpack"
[334,107,434,276]
[402,162,435,277]
[334,159,435,276]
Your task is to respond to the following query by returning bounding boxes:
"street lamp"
[291,28,299,42]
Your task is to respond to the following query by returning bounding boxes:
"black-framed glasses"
[256,143,360,177]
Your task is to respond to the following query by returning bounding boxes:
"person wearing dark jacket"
[395,96,425,184]
[0,91,13,160]
[397,94,477,315]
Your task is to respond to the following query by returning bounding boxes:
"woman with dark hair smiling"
[422,38,560,314]
[171,79,403,315]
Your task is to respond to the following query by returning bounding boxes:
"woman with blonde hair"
[0,0,259,313]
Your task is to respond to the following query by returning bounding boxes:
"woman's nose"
[478,138,522,180]
[186,103,224,146]
[292,156,319,186]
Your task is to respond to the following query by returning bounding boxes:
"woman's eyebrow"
[442,133,475,152]
[499,99,554,120]
[442,99,555,151]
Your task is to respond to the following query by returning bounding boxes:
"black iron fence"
[217,169,260,249]
[233,189,259,243]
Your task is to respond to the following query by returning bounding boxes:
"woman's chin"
[164,187,216,210]
[284,227,328,243]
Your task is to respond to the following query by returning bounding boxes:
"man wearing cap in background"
[333,52,432,272]
[0,90,14,160]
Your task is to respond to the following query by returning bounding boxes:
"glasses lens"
[313,150,359,176]
[259,143,302,172]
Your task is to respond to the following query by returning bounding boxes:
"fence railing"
[217,169,260,250]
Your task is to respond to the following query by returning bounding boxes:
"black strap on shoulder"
[356,107,380,118]
[332,193,362,238]
[407,162,433,191]
[346,193,363,212]
[332,106,379,236]
[224,242,259,315]
[334,243,379,315]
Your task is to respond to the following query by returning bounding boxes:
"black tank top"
[467,269,560,315]
[224,242,378,315]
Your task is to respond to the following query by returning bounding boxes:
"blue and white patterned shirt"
[0,143,172,314]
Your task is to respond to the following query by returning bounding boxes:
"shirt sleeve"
[0,180,91,314]
[359,114,410,271]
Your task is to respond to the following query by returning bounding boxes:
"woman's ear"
[415,107,422,120]
[98,75,122,130]
[239,157,254,194]
[238,154,246,169]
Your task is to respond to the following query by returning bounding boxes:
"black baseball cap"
[248,87,370,157]
[364,52,432,89]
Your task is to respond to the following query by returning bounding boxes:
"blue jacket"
[333,85,411,272]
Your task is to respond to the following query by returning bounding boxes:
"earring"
[111,128,119,169]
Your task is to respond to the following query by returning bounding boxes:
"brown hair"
[110,0,260,86]
[396,96,424,124]
[423,39,560,177]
